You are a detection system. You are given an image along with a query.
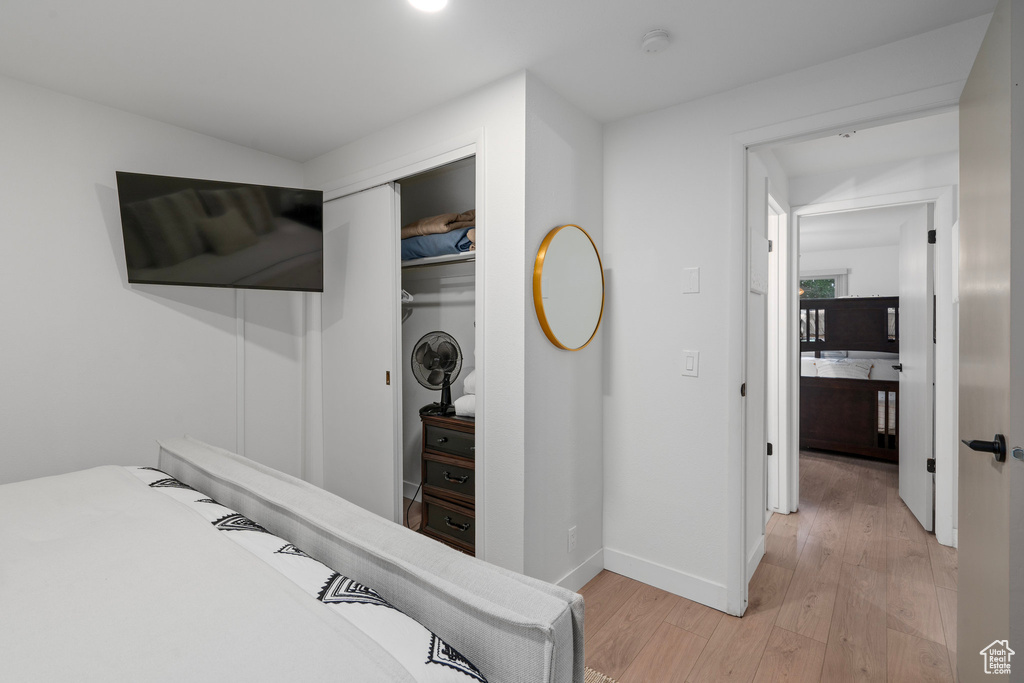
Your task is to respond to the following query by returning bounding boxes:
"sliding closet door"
[322,184,400,521]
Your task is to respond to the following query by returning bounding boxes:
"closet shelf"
[401,252,475,270]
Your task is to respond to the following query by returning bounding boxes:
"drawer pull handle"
[470,446,475,452]
[444,516,471,532]
[436,437,449,444]
[443,471,469,484]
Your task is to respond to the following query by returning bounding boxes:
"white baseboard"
[403,480,421,500]
[952,528,958,549]
[603,548,729,613]
[746,535,765,583]
[556,548,604,593]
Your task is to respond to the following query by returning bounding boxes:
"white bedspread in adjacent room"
[0,466,476,683]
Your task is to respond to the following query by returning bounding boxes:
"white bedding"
[0,466,484,683]
[801,357,900,381]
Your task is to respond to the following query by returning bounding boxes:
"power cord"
[405,481,423,529]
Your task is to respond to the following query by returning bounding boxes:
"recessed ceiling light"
[409,0,447,12]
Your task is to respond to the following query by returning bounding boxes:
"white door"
[958,0,1024,677]
[897,204,935,531]
[321,184,401,521]
[745,168,770,584]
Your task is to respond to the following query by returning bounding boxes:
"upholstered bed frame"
[158,437,584,683]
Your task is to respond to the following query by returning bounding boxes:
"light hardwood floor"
[403,497,422,531]
[581,450,959,683]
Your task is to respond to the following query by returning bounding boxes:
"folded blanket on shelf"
[463,369,477,395]
[401,228,474,261]
[467,228,476,250]
[454,394,476,418]
[401,210,475,239]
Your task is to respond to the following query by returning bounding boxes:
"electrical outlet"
[567,526,577,553]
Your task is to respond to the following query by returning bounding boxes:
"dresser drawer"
[424,423,475,460]
[423,497,475,549]
[424,460,475,500]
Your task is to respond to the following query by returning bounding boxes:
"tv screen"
[116,171,324,292]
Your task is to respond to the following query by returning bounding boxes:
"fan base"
[419,403,456,417]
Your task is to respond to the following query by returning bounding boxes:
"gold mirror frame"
[533,224,605,351]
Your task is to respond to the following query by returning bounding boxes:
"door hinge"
[927,229,936,244]
[768,240,773,253]
[386,371,391,386]
[926,458,936,473]
[767,442,773,456]
[740,383,746,397]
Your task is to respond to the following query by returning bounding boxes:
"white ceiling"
[772,110,961,179]
[0,1,994,162]
[800,204,922,252]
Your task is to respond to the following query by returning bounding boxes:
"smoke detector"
[641,29,671,54]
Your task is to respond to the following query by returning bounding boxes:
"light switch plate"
[682,350,700,377]
[681,267,700,293]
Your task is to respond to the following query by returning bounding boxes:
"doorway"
[745,110,961,553]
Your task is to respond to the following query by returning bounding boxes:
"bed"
[0,437,583,683]
[799,296,900,462]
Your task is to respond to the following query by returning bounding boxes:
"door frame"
[734,88,964,613]
[305,136,486,554]
[787,186,956,539]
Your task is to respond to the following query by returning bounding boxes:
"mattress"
[801,357,900,381]
[0,465,484,682]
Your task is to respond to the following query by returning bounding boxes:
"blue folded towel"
[401,227,474,260]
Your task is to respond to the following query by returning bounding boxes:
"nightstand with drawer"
[419,413,475,555]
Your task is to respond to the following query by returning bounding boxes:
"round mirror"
[533,224,605,350]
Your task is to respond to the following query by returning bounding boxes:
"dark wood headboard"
[800,296,899,355]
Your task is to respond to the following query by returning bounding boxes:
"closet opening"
[395,156,479,556]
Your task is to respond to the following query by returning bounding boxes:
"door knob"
[892,364,903,372]
[961,434,1007,462]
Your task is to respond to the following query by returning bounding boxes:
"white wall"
[0,75,307,486]
[602,15,987,613]
[523,74,604,589]
[401,262,476,495]
[304,73,530,572]
[303,72,605,585]
[800,245,900,296]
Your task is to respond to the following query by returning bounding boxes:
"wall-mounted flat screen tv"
[116,171,324,292]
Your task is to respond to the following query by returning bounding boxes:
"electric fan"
[411,331,463,416]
